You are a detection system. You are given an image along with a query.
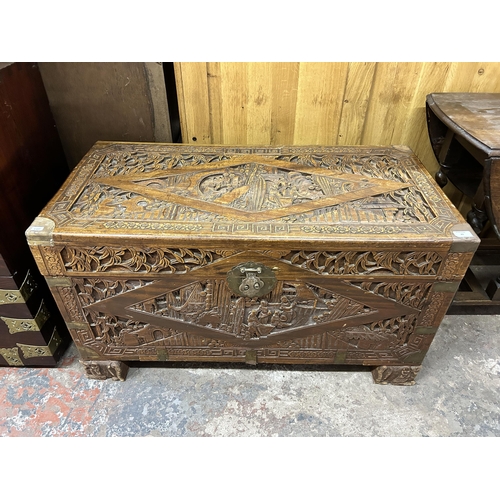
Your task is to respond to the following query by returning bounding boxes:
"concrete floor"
[0,313,499,437]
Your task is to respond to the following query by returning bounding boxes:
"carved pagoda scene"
[65,267,435,367]
[130,280,373,340]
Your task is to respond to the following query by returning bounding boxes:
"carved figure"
[271,296,295,327]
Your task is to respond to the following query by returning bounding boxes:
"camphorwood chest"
[26,142,479,384]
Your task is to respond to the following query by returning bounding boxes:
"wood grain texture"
[293,63,349,144]
[175,62,500,181]
[337,62,377,145]
[220,63,249,144]
[174,62,211,144]
[175,62,500,213]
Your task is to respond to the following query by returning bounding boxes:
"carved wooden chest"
[26,142,479,384]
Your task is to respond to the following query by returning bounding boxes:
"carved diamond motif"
[94,156,411,223]
[80,250,420,348]
[148,162,361,212]
[128,280,374,341]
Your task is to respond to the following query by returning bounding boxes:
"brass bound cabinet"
[27,142,479,384]
[0,62,70,367]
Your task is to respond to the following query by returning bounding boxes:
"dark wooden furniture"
[427,93,500,308]
[0,62,70,366]
[27,142,478,384]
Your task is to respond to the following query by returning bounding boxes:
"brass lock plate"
[227,262,277,298]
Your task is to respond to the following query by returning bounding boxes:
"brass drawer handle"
[227,262,277,298]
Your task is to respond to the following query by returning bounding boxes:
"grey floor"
[1,312,499,437]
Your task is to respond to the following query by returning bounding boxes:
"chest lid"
[27,142,477,251]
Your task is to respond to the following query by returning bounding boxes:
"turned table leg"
[80,360,129,381]
[435,168,449,188]
[467,204,489,235]
[372,365,421,386]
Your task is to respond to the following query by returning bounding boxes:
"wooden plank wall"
[174,62,500,207]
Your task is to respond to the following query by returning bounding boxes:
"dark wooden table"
[427,93,500,309]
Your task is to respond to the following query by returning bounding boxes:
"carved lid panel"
[33,142,470,248]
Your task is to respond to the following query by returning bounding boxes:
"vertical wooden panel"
[399,62,451,148]
[386,62,424,144]
[219,63,248,144]
[293,63,349,144]
[206,62,223,144]
[174,62,188,140]
[397,62,452,170]
[246,63,273,145]
[362,62,424,145]
[175,62,212,144]
[270,63,300,144]
[360,63,397,144]
[337,62,377,145]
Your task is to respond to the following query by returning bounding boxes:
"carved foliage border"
[60,247,237,274]
[281,250,443,276]
[53,245,470,283]
[56,245,448,277]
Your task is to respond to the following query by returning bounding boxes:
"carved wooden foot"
[80,360,129,381]
[372,365,421,386]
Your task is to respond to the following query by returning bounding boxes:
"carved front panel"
[128,280,374,341]
[57,248,445,366]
